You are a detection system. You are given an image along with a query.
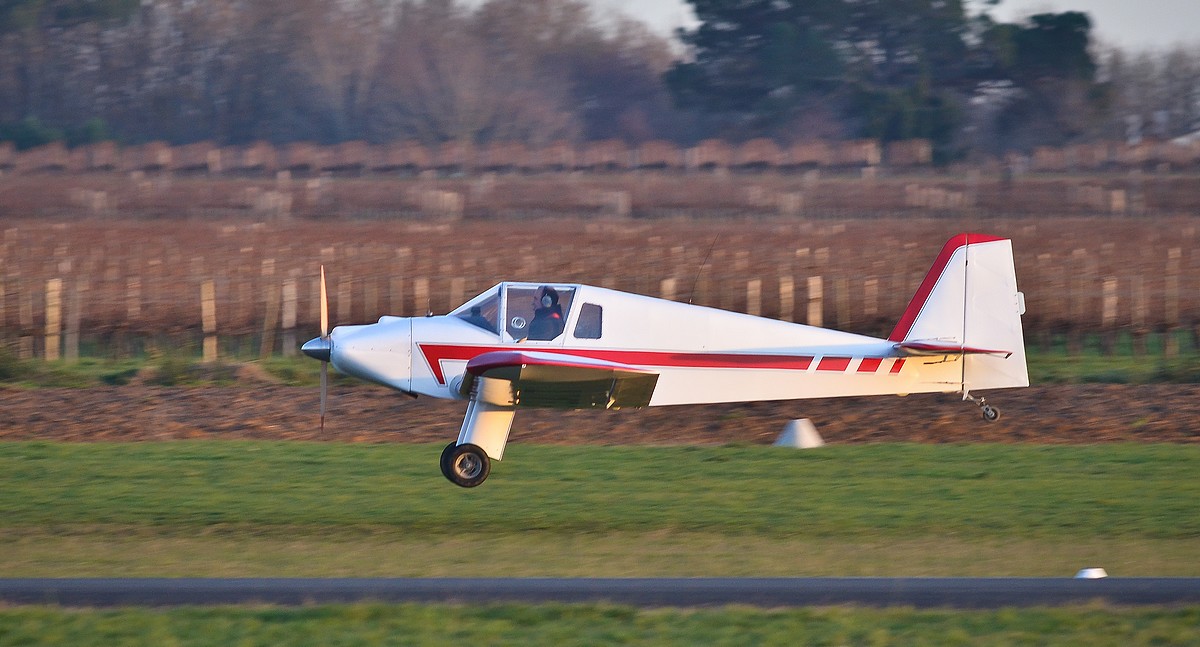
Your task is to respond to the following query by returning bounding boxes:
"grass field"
[1,442,1196,578]
[3,442,1197,644]
[2,603,1198,647]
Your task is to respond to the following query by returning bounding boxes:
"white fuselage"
[331,285,969,407]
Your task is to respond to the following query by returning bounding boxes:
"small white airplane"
[303,233,1027,487]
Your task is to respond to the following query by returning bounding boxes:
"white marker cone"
[774,419,824,448]
[1074,568,1108,579]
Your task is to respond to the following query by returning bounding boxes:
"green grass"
[0,350,347,388]
[2,443,1197,643]
[1028,331,1200,384]
[1,604,1198,646]
[1,442,1196,577]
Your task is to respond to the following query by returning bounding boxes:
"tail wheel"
[446,443,491,488]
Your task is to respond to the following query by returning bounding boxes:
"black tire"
[981,405,1000,423]
[439,441,458,481]
[446,443,491,488]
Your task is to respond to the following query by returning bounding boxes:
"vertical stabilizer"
[889,234,1028,392]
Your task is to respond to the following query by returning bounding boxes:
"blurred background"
[1,0,1198,158]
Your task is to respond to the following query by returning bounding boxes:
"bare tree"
[1103,44,1200,142]
[367,0,576,145]
[0,0,685,146]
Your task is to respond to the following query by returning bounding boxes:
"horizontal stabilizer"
[461,350,659,409]
[896,341,1012,358]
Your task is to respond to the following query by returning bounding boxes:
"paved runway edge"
[2,578,1199,608]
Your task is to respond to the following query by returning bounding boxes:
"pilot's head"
[535,286,559,308]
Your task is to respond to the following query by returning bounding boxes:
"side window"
[574,303,602,339]
[506,285,574,341]
[455,290,499,333]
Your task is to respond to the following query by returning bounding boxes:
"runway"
[2,578,1198,608]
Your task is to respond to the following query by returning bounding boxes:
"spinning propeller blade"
[320,265,329,338]
[319,359,328,433]
[319,265,329,433]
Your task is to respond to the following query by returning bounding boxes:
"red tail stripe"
[887,234,1006,342]
[858,358,883,373]
[817,357,851,371]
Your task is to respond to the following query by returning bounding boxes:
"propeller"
[301,265,332,432]
[319,265,329,432]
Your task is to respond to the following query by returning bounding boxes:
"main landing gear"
[440,442,491,488]
[963,392,1000,423]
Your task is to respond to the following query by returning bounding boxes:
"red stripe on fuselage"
[816,357,851,372]
[858,357,883,373]
[418,343,815,385]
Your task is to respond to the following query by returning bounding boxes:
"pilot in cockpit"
[527,285,565,340]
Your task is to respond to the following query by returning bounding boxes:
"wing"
[459,350,659,409]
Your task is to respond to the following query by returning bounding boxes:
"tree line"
[0,0,683,148]
[1,0,1197,163]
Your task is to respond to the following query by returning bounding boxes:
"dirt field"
[2,383,1195,444]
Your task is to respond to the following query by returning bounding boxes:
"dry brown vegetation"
[0,173,1198,344]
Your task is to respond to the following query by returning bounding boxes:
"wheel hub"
[454,453,483,479]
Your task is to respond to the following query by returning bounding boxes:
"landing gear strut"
[963,392,1000,423]
[439,442,491,488]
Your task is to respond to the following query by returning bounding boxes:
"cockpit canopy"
[451,283,579,342]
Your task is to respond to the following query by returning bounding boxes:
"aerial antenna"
[687,234,720,305]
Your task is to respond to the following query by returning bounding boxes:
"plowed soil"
[2,384,1196,444]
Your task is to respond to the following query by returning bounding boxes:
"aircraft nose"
[301,336,331,362]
